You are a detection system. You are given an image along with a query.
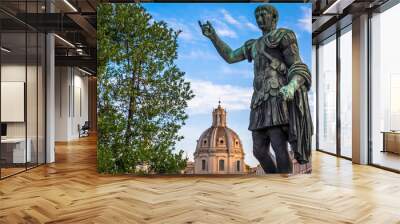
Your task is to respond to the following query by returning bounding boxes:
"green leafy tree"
[97,3,194,174]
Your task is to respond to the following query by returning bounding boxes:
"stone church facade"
[193,103,246,174]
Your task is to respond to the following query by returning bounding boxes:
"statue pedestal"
[252,151,312,175]
[291,158,312,174]
[290,151,312,174]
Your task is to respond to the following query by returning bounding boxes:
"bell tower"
[212,101,226,127]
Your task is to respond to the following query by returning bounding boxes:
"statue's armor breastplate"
[251,38,288,109]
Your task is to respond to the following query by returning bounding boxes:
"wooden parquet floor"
[1,135,400,224]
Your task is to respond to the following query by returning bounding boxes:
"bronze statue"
[199,4,312,173]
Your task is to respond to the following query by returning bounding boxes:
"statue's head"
[255,4,279,33]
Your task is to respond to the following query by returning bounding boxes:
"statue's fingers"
[198,20,203,27]
[207,21,212,27]
[278,90,285,99]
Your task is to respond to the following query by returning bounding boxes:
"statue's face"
[255,10,275,33]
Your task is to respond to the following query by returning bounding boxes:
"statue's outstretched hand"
[198,21,216,39]
[279,84,295,101]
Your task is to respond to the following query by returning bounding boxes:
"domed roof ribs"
[210,127,217,150]
[225,128,232,154]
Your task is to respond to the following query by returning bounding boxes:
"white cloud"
[244,22,259,32]
[187,79,252,115]
[220,10,259,33]
[200,8,260,38]
[149,18,155,25]
[297,6,312,33]
[221,9,240,27]
[220,64,252,79]
[213,20,237,38]
[200,10,238,39]
[180,49,219,61]
[216,28,237,38]
[162,18,197,42]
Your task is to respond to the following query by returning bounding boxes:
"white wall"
[55,66,70,141]
[1,64,26,82]
[1,65,26,139]
[55,67,89,141]
[72,72,89,138]
[1,63,46,164]
[1,65,42,137]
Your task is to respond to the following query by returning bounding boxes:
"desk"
[382,131,400,154]
[1,138,31,163]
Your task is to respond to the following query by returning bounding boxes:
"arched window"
[236,160,240,172]
[202,160,206,171]
[235,140,239,146]
[203,139,207,146]
[219,159,225,171]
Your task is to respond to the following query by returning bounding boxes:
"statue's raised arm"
[198,20,245,64]
[198,4,313,174]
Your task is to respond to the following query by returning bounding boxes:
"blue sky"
[143,3,312,167]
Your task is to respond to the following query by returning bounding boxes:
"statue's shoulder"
[265,28,297,48]
[242,39,257,62]
[244,39,256,48]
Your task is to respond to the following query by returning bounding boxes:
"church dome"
[194,103,244,157]
[193,102,246,174]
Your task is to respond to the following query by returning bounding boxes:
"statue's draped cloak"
[243,28,313,164]
[286,64,313,164]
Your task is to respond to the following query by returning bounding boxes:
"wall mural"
[97,3,313,175]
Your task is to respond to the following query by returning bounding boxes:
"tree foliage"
[97,3,194,174]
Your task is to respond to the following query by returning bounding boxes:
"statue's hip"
[251,67,288,109]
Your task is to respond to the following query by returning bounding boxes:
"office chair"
[79,121,90,138]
